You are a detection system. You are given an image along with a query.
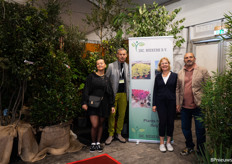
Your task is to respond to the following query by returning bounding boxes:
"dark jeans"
[181,107,206,151]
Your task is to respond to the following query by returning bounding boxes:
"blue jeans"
[181,107,206,151]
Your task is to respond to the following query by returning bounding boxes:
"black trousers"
[156,99,176,137]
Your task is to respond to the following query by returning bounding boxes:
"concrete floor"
[12,118,198,164]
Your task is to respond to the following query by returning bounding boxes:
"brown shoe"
[116,134,126,143]
[105,136,114,145]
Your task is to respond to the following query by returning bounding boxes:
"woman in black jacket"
[82,59,115,153]
[152,57,177,153]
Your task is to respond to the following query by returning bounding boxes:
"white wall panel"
[224,40,232,70]
[194,43,219,75]
[166,0,232,27]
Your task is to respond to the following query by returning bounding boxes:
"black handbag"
[88,95,103,108]
[88,76,106,108]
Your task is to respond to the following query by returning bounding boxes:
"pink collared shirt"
[183,64,197,109]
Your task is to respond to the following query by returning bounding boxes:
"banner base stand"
[128,139,160,143]
[128,139,174,144]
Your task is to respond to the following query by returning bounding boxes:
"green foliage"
[31,50,79,127]
[62,25,87,117]
[84,51,102,74]
[196,143,232,164]
[0,0,80,126]
[0,0,57,124]
[84,0,132,45]
[84,0,115,44]
[63,25,86,85]
[83,0,131,63]
[200,68,232,149]
[115,2,185,47]
[224,12,232,37]
[1,1,52,80]
[102,38,128,65]
[200,12,232,157]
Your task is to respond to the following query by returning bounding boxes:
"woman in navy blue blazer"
[152,57,177,153]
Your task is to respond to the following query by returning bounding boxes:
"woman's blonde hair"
[157,57,171,72]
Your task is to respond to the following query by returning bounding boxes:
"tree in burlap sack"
[17,121,83,163]
[0,1,84,163]
[0,125,17,164]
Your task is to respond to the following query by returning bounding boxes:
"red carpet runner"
[67,154,121,164]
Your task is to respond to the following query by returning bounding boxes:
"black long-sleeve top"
[152,72,177,106]
[82,72,115,117]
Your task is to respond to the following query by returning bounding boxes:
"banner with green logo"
[128,36,173,143]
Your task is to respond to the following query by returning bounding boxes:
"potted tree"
[27,0,83,157]
[0,1,83,163]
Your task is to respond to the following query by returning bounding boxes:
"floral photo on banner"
[132,89,151,108]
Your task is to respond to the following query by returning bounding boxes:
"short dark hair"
[117,48,127,54]
[96,58,105,66]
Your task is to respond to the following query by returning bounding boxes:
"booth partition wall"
[173,19,230,74]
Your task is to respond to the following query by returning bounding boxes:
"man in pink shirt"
[176,52,210,156]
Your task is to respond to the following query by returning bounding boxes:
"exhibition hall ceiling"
[62,0,179,33]
[10,0,179,33]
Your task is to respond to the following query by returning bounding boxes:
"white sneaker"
[166,143,174,152]
[159,144,166,152]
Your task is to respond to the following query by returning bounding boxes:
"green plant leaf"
[139,129,145,132]
[132,128,136,132]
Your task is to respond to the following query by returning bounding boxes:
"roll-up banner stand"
[128,36,174,143]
